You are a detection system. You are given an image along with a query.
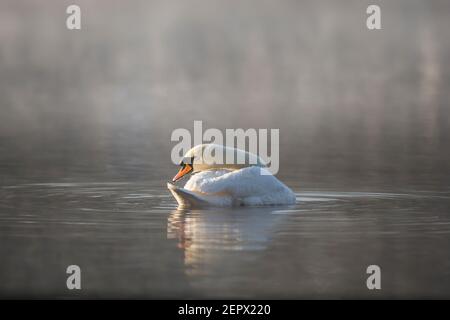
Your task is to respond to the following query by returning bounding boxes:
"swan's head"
[172,155,195,182]
[172,144,266,182]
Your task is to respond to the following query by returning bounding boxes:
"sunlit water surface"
[1,179,449,298]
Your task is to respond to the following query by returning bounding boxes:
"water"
[1,180,449,298]
[1,0,450,298]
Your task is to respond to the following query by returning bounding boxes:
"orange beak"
[172,164,193,182]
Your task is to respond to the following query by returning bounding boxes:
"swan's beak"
[172,164,193,182]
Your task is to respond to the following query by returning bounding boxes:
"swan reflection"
[167,207,286,276]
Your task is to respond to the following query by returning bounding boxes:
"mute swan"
[167,144,296,208]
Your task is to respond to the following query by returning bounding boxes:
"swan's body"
[168,144,296,208]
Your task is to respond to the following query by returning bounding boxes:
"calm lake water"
[1,178,450,298]
[1,0,450,298]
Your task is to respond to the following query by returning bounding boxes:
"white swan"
[167,144,296,208]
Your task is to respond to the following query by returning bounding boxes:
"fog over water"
[0,0,449,298]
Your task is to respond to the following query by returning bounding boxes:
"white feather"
[168,167,296,208]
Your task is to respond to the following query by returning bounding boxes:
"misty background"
[0,0,449,190]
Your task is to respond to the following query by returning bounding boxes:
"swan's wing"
[185,167,282,196]
[169,167,296,207]
[167,182,209,208]
[183,170,232,194]
[167,182,232,208]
